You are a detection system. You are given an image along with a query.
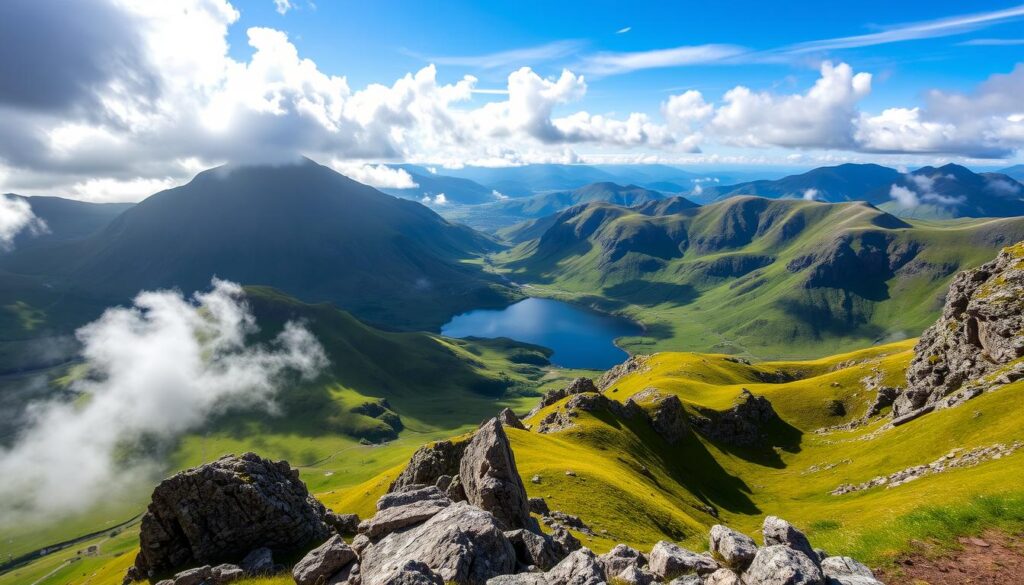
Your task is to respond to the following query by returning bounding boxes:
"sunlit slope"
[494,196,1024,358]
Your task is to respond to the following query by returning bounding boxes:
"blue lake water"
[441,297,642,370]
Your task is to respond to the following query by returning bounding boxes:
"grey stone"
[498,408,527,430]
[377,486,450,510]
[614,565,658,585]
[690,390,778,447]
[544,548,605,585]
[389,440,469,493]
[292,535,357,585]
[358,499,450,539]
[505,529,562,571]
[629,389,688,444]
[761,517,817,565]
[128,453,329,579]
[597,544,647,577]
[704,568,742,585]
[459,418,534,531]
[358,502,516,585]
[819,557,881,585]
[240,548,274,575]
[172,566,211,585]
[648,541,719,579]
[742,546,823,585]
[381,561,444,585]
[211,564,244,584]
[325,512,361,535]
[529,497,550,516]
[487,575,548,585]
[710,524,758,570]
[667,577,701,585]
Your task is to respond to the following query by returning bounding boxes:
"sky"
[0,0,1023,201]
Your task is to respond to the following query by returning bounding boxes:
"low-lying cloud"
[0,279,326,526]
[0,194,47,250]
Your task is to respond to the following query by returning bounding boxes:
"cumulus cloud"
[0,279,326,525]
[0,194,48,249]
[889,184,920,207]
[331,161,419,188]
[421,193,447,205]
[273,0,293,15]
[802,188,820,201]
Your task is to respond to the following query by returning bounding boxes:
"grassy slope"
[492,198,1024,359]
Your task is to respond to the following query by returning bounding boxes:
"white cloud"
[616,27,631,35]
[492,189,508,200]
[0,279,326,525]
[70,176,178,203]
[421,40,582,70]
[803,188,820,201]
[890,184,919,207]
[330,161,419,188]
[0,194,48,250]
[420,193,447,205]
[580,44,745,75]
[273,0,293,14]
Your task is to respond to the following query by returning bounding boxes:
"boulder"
[597,544,647,577]
[550,528,582,557]
[382,561,444,585]
[358,498,451,539]
[498,408,527,430]
[377,485,450,510]
[487,575,549,585]
[325,512,361,535]
[211,564,244,584]
[389,440,469,493]
[505,528,563,571]
[544,548,606,585]
[358,502,516,585]
[705,568,742,585]
[459,418,534,531]
[239,548,274,575]
[667,577,701,585]
[819,557,882,585]
[709,525,758,570]
[171,566,212,585]
[292,535,357,585]
[894,241,1024,418]
[742,546,823,585]
[528,497,550,516]
[761,517,817,565]
[648,541,719,579]
[614,565,658,585]
[127,453,330,579]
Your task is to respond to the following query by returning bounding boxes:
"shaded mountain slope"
[494,196,1024,357]
[0,159,514,330]
[693,163,902,204]
[3,195,132,250]
[380,164,496,205]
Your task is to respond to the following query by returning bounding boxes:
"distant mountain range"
[692,163,1024,219]
[0,159,514,332]
[495,196,1024,357]
[997,164,1024,182]
[2,195,133,250]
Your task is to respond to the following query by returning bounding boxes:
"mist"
[0,279,327,527]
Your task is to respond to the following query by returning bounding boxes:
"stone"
[527,378,601,418]
[762,517,817,564]
[459,418,534,531]
[541,511,593,536]
[819,557,882,585]
[598,355,651,390]
[325,512,361,535]
[667,577,701,585]
[648,541,719,579]
[704,568,742,585]
[498,408,527,430]
[487,575,548,585]
[528,497,550,515]
[127,453,330,579]
[389,440,469,493]
[690,390,778,447]
[628,389,688,444]
[544,548,605,585]
[505,529,563,571]
[614,565,658,585]
[894,242,1024,418]
[358,502,516,585]
[382,561,444,585]
[239,548,274,575]
[292,535,358,585]
[211,564,244,584]
[742,546,823,585]
[377,486,450,510]
[597,544,647,577]
[550,528,582,557]
[709,524,758,570]
[171,566,212,585]
[358,499,451,539]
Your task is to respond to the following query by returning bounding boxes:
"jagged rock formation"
[690,389,779,446]
[125,453,330,581]
[893,242,1024,421]
[598,355,651,390]
[460,418,535,531]
[498,408,527,430]
[535,390,643,434]
[388,439,469,493]
[628,389,688,444]
[527,377,601,418]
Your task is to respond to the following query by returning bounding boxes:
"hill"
[999,164,1024,182]
[379,164,497,205]
[447,182,681,233]
[0,159,514,331]
[693,163,901,204]
[2,195,132,250]
[492,196,1024,358]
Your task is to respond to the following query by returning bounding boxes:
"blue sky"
[0,0,1023,201]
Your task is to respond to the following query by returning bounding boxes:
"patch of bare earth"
[877,529,1024,584]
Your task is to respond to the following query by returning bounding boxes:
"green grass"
[490,198,1024,359]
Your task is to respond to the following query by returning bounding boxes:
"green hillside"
[492,196,1024,359]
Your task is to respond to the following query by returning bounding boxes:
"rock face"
[389,440,469,493]
[629,389,688,444]
[894,242,1024,419]
[498,408,527,430]
[598,355,651,390]
[127,453,330,579]
[691,389,778,446]
[761,516,818,565]
[527,377,600,418]
[459,418,534,531]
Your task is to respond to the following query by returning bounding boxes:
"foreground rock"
[743,546,823,585]
[460,418,535,531]
[389,439,469,493]
[648,541,719,579]
[820,556,883,585]
[125,453,330,581]
[894,241,1024,420]
[292,535,356,585]
[762,516,818,565]
[709,525,757,570]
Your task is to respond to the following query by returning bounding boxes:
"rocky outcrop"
[709,525,757,570]
[893,242,1024,420]
[690,389,778,447]
[536,391,644,434]
[498,408,527,430]
[389,440,469,493]
[629,389,689,444]
[459,418,535,531]
[598,355,651,390]
[125,453,330,581]
[527,378,600,418]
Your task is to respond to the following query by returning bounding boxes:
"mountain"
[444,182,687,233]
[441,164,623,197]
[0,159,515,330]
[878,164,1024,219]
[2,195,133,250]
[692,163,902,204]
[693,163,1024,219]
[379,164,497,205]
[494,196,1024,357]
[999,164,1024,182]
